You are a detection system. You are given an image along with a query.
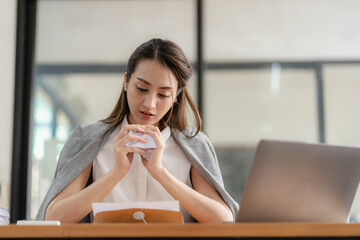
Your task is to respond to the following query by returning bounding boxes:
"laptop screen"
[236,140,360,222]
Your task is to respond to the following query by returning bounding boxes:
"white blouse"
[93,118,193,222]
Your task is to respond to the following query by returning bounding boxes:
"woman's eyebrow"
[136,77,150,85]
[136,77,173,90]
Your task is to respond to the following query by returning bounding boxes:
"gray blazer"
[36,121,239,221]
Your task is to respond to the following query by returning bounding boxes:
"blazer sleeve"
[171,128,239,220]
[35,125,102,220]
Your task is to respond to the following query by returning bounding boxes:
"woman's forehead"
[132,59,178,89]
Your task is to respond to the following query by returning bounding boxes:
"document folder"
[93,208,184,224]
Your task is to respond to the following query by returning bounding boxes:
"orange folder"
[93,208,184,224]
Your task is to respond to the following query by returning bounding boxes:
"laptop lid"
[236,139,360,222]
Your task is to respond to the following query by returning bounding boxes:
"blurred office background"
[1,0,360,222]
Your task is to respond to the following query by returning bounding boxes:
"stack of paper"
[0,207,9,225]
[92,201,180,217]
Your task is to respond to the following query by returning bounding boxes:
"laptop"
[236,139,360,222]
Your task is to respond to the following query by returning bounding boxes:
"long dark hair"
[101,38,201,137]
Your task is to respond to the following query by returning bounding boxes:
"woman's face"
[125,59,178,127]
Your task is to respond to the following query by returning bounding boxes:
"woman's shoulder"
[171,127,218,167]
[171,127,211,146]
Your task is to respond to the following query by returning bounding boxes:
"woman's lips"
[140,111,155,119]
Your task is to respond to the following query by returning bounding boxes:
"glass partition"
[204,0,360,222]
[31,0,196,219]
[206,68,318,202]
[323,64,360,222]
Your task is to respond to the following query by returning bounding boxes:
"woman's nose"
[143,94,156,109]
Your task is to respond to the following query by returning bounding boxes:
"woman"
[36,38,238,223]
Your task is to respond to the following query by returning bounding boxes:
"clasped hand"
[113,124,165,177]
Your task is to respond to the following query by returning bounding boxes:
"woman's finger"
[143,126,162,139]
[115,144,147,154]
[114,124,145,143]
[114,128,147,146]
[124,147,147,155]
[144,129,164,148]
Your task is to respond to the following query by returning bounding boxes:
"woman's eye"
[136,86,148,92]
[159,94,170,98]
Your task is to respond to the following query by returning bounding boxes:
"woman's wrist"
[109,167,127,182]
[147,165,168,182]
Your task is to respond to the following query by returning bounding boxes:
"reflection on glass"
[204,0,360,222]
[205,68,318,146]
[36,0,196,63]
[30,73,123,218]
[324,64,360,222]
[324,64,360,147]
[206,68,318,203]
[204,0,360,61]
[31,87,55,217]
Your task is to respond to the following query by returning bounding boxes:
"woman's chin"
[137,118,159,126]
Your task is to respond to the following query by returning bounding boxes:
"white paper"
[16,220,61,226]
[92,201,180,217]
[125,131,157,159]
[0,207,9,225]
[126,132,157,148]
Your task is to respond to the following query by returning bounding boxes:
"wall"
[0,0,16,210]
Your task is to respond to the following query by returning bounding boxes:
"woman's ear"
[123,73,128,91]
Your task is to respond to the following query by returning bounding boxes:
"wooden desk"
[1,223,360,239]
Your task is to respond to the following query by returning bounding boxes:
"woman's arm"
[142,127,233,223]
[45,124,147,223]
[45,163,126,223]
[151,166,233,223]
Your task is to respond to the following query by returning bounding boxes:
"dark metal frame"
[11,0,37,223]
[196,0,204,120]
[36,60,360,145]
